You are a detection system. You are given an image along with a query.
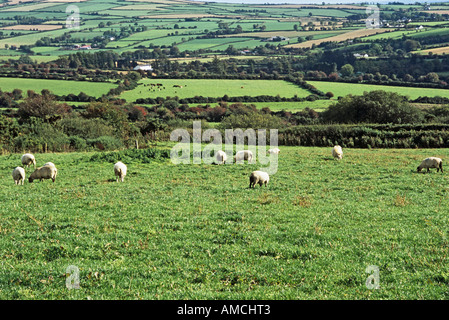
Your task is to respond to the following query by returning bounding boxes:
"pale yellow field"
[225,29,345,39]
[422,10,449,14]
[140,13,221,19]
[0,2,61,11]
[111,4,167,10]
[254,4,365,9]
[0,24,63,31]
[285,28,395,48]
[416,46,449,55]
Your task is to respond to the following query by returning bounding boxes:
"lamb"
[332,145,343,160]
[249,170,269,188]
[234,150,253,163]
[417,157,443,173]
[21,153,36,170]
[267,148,280,155]
[28,164,57,183]
[12,167,25,185]
[215,150,227,164]
[114,161,127,182]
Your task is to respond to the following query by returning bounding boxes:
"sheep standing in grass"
[28,164,57,183]
[234,150,253,163]
[215,150,227,164]
[417,157,443,173]
[12,167,25,185]
[21,153,36,170]
[114,161,127,182]
[267,148,280,155]
[249,170,269,188]
[43,162,56,168]
[332,145,343,160]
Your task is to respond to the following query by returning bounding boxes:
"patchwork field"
[1,146,449,299]
[120,79,313,103]
[0,78,116,97]
[306,81,449,100]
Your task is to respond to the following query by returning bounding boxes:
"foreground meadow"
[0,146,449,299]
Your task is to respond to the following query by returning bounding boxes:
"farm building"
[134,65,153,71]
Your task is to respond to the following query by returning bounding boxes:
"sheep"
[114,161,127,182]
[234,150,253,163]
[332,145,343,160]
[215,150,227,164]
[12,167,25,185]
[28,164,57,183]
[267,148,280,155]
[43,162,56,168]
[249,170,269,188]
[21,153,36,170]
[417,157,443,173]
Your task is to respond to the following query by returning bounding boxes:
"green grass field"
[0,78,116,97]
[120,79,312,102]
[1,145,449,299]
[307,81,449,100]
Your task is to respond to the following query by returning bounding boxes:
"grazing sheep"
[12,167,25,185]
[215,150,227,164]
[332,145,343,160]
[43,162,56,168]
[417,157,443,173]
[234,150,253,163]
[21,153,36,170]
[114,161,127,182]
[28,164,57,183]
[267,148,280,155]
[249,170,269,188]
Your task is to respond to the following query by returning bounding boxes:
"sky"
[194,0,445,4]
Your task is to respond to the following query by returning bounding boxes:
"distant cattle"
[173,85,183,88]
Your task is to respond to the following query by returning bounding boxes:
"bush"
[89,147,170,163]
[87,136,124,151]
[69,135,88,151]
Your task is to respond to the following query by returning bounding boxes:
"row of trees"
[1,88,449,152]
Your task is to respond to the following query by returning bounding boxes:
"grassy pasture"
[1,146,449,299]
[0,78,115,97]
[120,79,312,102]
[306,81,449,100]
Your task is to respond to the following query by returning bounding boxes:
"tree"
[340,64,354,77]
[321,90,425,124]
[18,94,72,123]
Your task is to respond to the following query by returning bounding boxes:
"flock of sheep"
[10,146,443,187]
[12,153,57,185]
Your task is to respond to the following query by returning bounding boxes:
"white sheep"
[267,148,280,155]
[114,161,127,182]
[28,164,57,183]
[332,145,343,160]
[43,162,56,168]
[215,150,227,164]
[249,170,269,188]
[417,157,443,173]
[21,153,36,170]
[234,150,253,163]
[12,167,25,185]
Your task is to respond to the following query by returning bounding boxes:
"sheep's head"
[417,166,422,173]
[28,177,34,183]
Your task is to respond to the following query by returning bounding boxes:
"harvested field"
[254,4,366,9]
[0,24,63,31]
[285,28,395,48]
